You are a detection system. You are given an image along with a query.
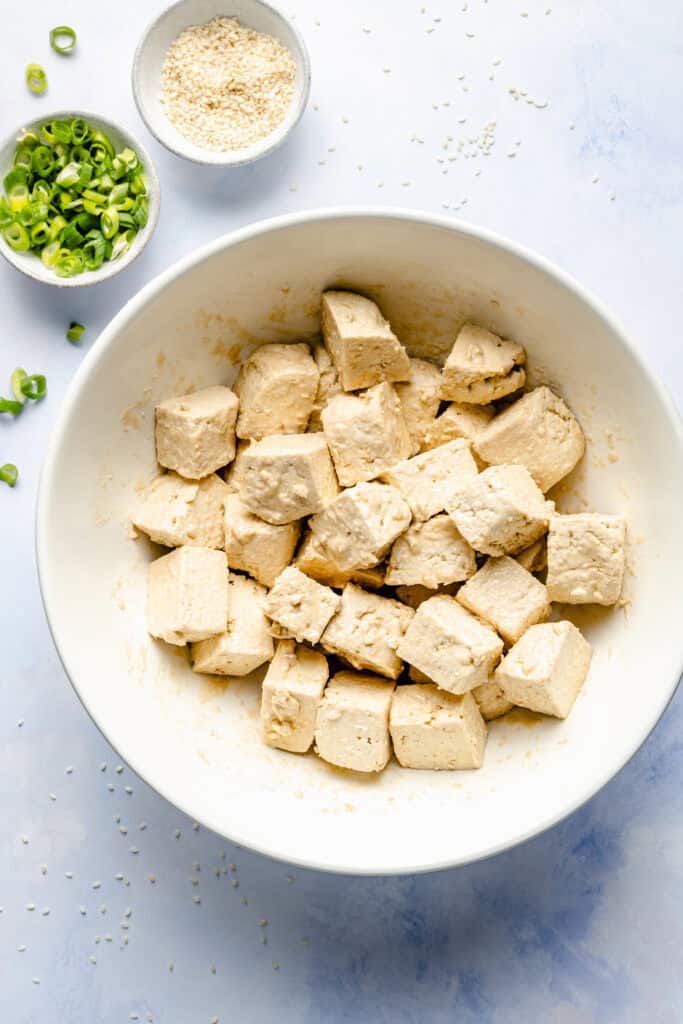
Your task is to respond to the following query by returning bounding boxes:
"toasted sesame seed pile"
[160,17,296,153]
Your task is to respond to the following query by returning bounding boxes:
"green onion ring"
[0,464,18,487]
[70,119,90,145]
[0,397,23,416]
[20,374,47,401]
[66,322,85,343]
[26,64,48,95]
[50,25,77,54]
[3,223,31,252]
[11,369,28,405]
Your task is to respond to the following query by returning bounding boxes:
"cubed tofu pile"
[133,290,628,774]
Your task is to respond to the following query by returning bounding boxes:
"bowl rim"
[131,0,312,167]
[35,206,683,874]
[0,109,161,288]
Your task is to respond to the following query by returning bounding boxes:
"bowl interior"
[133,0,310,166]
[37,211,683,873]
[0,111,160,287]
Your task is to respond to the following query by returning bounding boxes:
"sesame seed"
[89,955,97,965]
[92,881,101,890]
[231,880,239,889]
[130,847,139,855]
[193,896,201,904]
[41,908,50,916]
[65,766,73,774]
[272,961,279,970]
[107,784,114,792]
[174,829,181,839]
[79,906,86,915]
[26,904,35,911]
[32,977,40,985]
[17,718,24,727]
[260,919,268,927]
[18,944,26,952]
[65,871,73,879]
[124,786,133,795]
[192,822,199,831]
[20,835,29,845]
[99,762,107,772]
[49,793,57,801]
[209,965,217,974]
[40,864,47,876]
[115,765,123,774]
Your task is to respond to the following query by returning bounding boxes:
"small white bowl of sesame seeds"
[132,0,311,166]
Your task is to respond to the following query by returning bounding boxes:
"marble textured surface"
[1,1,683,1021]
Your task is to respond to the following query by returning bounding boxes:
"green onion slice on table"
[0,398,23,416]
[66,322,85,343]
[0,464,18,487]
[50,26,77,54]
[26,64,47,95]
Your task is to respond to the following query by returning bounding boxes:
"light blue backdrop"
[2,1,682,1021]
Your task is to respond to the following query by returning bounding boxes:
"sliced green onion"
[55,161,82,188]
[101,206,119,239]
[132,198,149,231]
[0,198,12,226]
[0,397,23,415]
[7,183,30,213]
[41,240,60,267]
[31,180,52,203]
[70,118,90,145]
[83,230,106,270]
[18,131,39,149]
[30,221,51,246]
[54,248,84,277]
[14,146,34,171]
[50,25,77,54]
[66,321,85,343]
[50,120,72,144]
[59,222,84,249]
[3,223,30,252]
[11,368,28,404]
[0,464,18,487]
[129,173,147,197]
[20,374,47,401]
[4,167,29,192]
[47,215,66,241]
[110,229,135,260]
[32,146,55,177]
[81,188,108,206]
[26,64,48,95]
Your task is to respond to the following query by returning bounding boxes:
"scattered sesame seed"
[592,175,599,183]
[100,905,107,915]
[169,963,174,972]
[192,823,199,831]
[40,864,47,876]
[174,829,181,839]
[49,793,57,801]
[120,826,128,835]
[121,921,129,930]
[124,786,133,795]
[130,847,140,855]
[107,784,114,792]
[41,907,50,916]
[99,762,107,772]
[209,965,217,974]
[65,766,73,774]
[193,896,201,904]
[272,961,279,970]
[20,835,29,845]
[32,977,40,985]
[148,874,157,884]
[17,718,24,727]
[79,906,86,915]
[609,192,616,201]
[115,765,124,774]
[89,955,97,965]
[286,876,294,884]
[105,933,113,942]
[240,897,248,905]
[92,881,101,890]
[26,904,35,911]
[125,908,132,918]
[65,871,73,879]
[114,873,123,881]
[139,822,147,831]
[260,919,268,927]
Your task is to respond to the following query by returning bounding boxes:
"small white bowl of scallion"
[0,111,160,287]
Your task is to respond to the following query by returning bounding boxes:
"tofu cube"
[265,567,341,645]
[381,440,479,522]
[224,492,300,587]
[241,434,339,525]
[447,464,552,556]
[322,383,413,486]
[191,573,273,676]
[440,324,526,404]
[321,583,414,679]
[147,546,228,646]
[396,596,503,694]
[546,513,627,605]
[472,679,514,720]
[235,343,319,440]
[390,685,487,770]
[515,536,547,574]
[395,583,460,609]
[457,555,550,644]
[308,342,342,432]
[155,386,239,480]
[295,531,385,589]
[133,472,228,549]
[394,358,442,453]
[474,386,586,492]
[423,402,494,450]
[495,620,592,718]
[309,482,411,572]
[321,290,410,391]
[385,515,476,588]
[315,670,395,772]
[261,641,329,753]
[224,439,251,491]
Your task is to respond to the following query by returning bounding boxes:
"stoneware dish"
[0,110,160,288]
[36,209,683,874]
[132,0,311,166]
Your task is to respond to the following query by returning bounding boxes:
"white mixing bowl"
[36,209,683,874]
